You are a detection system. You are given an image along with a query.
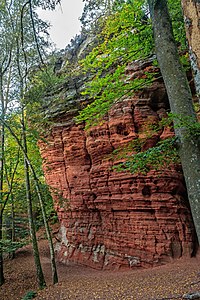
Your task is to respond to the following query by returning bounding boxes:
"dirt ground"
[1,235,200,300]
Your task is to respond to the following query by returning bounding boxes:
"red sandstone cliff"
[39,60,196,270]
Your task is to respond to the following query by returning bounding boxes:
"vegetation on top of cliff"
[25,0,198,179]
[76,1,153,128]
[75,0,187,128]
[25,0,196,177]
[25,0,187,129]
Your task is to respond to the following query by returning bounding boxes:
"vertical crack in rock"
[131,103,139,134]
[106,122,115,151]
[61,128,72,195]
[84,128,98,210]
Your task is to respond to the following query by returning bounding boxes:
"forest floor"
[1,228,200,300]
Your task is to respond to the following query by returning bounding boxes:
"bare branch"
[29,0,45,65]
[20,0,29,77]
[2,147,20,213]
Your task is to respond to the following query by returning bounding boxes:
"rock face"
[181,0,200,99]
[39,60,196,270]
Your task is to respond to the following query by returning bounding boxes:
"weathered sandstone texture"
[39,60,196,270]
[181,0,200,99]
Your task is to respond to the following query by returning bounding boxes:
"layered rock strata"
[39,61,196,270]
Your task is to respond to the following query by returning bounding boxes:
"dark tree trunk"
[148,0,200,243]
[9,197,15,259]
[22,109,46,290]
[0,70,5,286]
[0,212,4,286]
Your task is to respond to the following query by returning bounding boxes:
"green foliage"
[168,0,187,50]
[113,137,180,174]
[80,0,114,29]
[0,239,26,253]
[112,111,200,175]
[21,290,37,300]
[25,63,67,131]
[194,102,200,113]
[35,184,58,228]
[1,112,57,243]
[12,214,30,240]
[76,0,187,128]
[76,1,154,127]
[179,52,191,71]
[27,66,65,104]
[111,138,145,159]
[161,112,200,137]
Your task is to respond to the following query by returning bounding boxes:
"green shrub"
[21,290,37,300]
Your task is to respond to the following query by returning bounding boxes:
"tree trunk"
[22,110,46,289]
[0,110,58,284]
[21,112,58,284]
[9,196,15,260]
[0,211,4,286]
[0,70,5,286]
[3,113,58,285]
[181,0,200,101]
[147,0,200,243]
[33,175,58,284]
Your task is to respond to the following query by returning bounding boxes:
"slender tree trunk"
[0,70,5,286]
[21,109,46,289]
[33,174,58,284]
[20,110,58,284]
[4,149,20,260]
[9,196,15,259]
[147,0,200,243]
[18,122,58,284]
[0,129,5,286]
[181,0,200,101]
[16,31,58,283]
[3,115,59,284]
[0,211,4,286]
[0,157,4,286]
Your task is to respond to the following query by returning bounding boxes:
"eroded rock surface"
[39,61,196,270]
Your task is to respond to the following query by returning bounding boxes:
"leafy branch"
[0,239,26,253]
[113,137,179,174]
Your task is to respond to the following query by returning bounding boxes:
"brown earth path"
[1,236,200,300]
